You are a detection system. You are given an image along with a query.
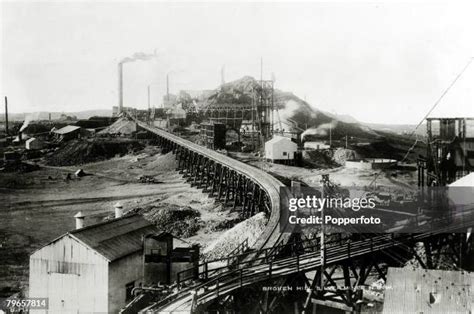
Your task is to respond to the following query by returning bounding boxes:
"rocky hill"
[199,76,380,141]
[190,76,425,161]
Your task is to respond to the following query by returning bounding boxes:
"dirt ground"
[0,147,235,298]
[250,159,417,190]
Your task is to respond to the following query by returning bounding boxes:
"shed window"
[282,152,287,156]
[125,281,135,301]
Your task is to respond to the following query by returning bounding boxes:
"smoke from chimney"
[301,121,338,141]
[118,51,157,114]
[120,52,156,64]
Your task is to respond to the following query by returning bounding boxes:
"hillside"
[0,109,112,122]
[197,76,425,161]
[202,76,380,141]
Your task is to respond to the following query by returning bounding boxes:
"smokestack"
[74,211,85,229]
[147,85,150,111]
[166,74,170,101]
[4,97,8,137]
[114,202,123,219]
[221,65,225,85]
[118,63,123,114]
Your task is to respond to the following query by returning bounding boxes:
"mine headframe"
[423,117,474,186]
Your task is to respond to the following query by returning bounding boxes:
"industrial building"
[200,122,226,150]
[29,208,197,313]
[383,267,474,313]
[425,117,474,185]
[52,125,82,141]
[265,135,298,164]
[304,140,330,150]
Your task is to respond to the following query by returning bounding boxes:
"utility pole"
[320,175,327,291]
[147,85,151,124]
[329,124,332,146]
[4,96,9,137]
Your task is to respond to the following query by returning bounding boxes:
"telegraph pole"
[320,175,326,290]
[329,124,332,146]
[4,96,8,137]
[147,85,151,124]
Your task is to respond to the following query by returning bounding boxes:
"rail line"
[130,118,473,313]
[134,119,288,251]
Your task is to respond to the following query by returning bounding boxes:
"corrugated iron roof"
[266,136,297,145]
[383,267,474,313]
[70,214,159,262]
[53,125,81,134]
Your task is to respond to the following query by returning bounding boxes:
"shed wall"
[29,235,108,313]
[108,252,144,313]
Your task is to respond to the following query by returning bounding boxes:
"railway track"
[134,119,288,251]
[130,119,473,313]
[141,231,458,313]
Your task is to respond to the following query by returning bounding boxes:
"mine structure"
[199,79,274,150]
[116,114,474,313]
[420,117,474,186]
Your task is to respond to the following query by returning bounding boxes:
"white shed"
[265,136,298,163]
[29,214,159,313]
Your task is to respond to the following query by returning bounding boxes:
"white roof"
[54,125,81,134]
[26,137,37,143]
[266,136,296,145]
[449,172,474,187]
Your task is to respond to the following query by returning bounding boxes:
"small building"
[29,209,198,314]
[383,267,474,313]
[265,136,298,164]
[304,141,330,150]
[25,137,45,150]
[53,125,82,141]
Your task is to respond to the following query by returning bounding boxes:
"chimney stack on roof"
[74,211,85,229]
[114,202,124,219]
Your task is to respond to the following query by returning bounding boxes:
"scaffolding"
[423,117,474,185]
[199,80,274,150]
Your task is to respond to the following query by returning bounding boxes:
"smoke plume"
[301,121,338,141]
[19,113,39,132]
[120,51,157,64]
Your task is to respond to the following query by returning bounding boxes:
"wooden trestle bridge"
[129,118,473,313]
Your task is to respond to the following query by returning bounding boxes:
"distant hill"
[364,122,426,137]
[0,109,112,122]
[194,76,426,161]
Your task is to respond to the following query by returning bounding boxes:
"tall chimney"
[166,74,169,101]
[74,212,85,229]
[118,63,123,114]
[114,202,123,219]
[4,97,8,137]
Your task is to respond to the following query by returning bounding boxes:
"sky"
[1,1,474,124]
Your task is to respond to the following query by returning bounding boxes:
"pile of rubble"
[136,175,162,184]
[45,138,144,166]
[203,212,267,260]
